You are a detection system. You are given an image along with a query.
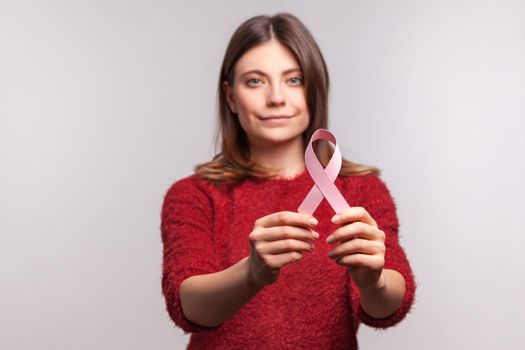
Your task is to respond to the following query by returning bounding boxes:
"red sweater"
[160,170,416,349]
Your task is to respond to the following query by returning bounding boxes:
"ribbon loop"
[298,129,351,215]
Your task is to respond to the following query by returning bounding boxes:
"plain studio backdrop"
[1,0,524,349]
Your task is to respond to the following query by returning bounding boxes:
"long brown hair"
[194,12,380,186]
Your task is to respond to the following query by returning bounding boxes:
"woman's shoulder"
[164,173,208,195]
[347,172,388,187]
[163,172,232,202]
[342,172,394,203]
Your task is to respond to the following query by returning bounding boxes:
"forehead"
[235,40,300,75]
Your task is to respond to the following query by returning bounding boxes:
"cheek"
[291,91,309,125]
[289,90,308,109]
[236,89,263,113]
[234,90,263,131]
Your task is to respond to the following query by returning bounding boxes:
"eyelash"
[246,77,304,86]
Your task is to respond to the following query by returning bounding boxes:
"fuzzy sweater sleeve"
[349,174,417,329]
[160,176,222,334]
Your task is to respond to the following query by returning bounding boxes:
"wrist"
[358,269,407,319]
[359,269,387,294]
[243,256,266,291]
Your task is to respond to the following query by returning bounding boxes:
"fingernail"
[312,231,320,239]
[331,215,340,224]
[326,235,334,243]
[309,218,318,226]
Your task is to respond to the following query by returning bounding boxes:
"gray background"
[1,0,524,349]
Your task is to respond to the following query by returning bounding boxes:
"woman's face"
[223,39,309,150]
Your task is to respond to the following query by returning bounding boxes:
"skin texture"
[327,207,406,318]
[223,38,309,179]
[179,39,406,327]
[246,211,320,288]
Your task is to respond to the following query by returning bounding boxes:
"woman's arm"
[345,174,416,328]
[178,210,319,328]
[358,268,406,319]
[179,256,263,327]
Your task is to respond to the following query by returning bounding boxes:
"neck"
[250,136,305,179]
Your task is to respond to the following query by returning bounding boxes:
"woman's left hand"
[326,206,386,291]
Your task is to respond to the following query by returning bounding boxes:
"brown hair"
[194,12,380,186]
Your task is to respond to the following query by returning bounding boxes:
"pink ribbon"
[298,128,351,215]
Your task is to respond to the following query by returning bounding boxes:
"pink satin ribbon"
[298,128,351,215]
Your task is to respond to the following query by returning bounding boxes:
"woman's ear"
[222,81,237,114]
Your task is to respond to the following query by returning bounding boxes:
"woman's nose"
[266,84,285,106]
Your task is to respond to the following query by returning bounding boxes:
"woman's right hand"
[247,211,320,288]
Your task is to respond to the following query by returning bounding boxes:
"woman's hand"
[326,206,386,291]
[247,211,320,288]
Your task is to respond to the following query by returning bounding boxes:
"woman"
[161,12,416,349]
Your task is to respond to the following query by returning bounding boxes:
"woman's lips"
[259,115,292,120]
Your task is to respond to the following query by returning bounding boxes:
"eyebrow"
[240,68,302,77]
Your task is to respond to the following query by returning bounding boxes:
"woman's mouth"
[258,115,292,120]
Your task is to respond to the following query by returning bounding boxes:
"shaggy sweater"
[160,170,416,349]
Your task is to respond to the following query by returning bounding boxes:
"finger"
[328,222,385,244]
[258,239,314,254]
[334,254,384,271]
[266,251,304,269]
[328,238,385,260]
[255,211,318,229]
[252,225,319,242]
[331,206,377,227]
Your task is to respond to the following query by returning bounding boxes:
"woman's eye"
[289,77,304,85]
[246,78,262,86]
